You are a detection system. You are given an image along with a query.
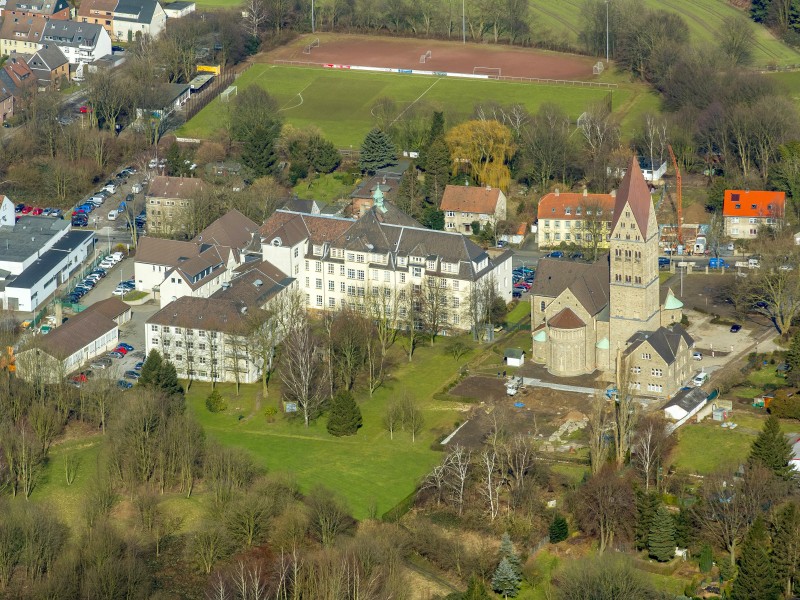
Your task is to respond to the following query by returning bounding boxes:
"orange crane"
[667,144,683,245]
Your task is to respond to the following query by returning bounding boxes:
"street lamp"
[605,0,610,64]
[311,0,315,33]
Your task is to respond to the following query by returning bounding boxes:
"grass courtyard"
[178,64,637,147]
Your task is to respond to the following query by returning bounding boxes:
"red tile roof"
[723,190,785,218]
[611,156,653,236]
[537,191,615,220]
[548,307,585,330]
[147,175,206,200]
[440,185,502,214]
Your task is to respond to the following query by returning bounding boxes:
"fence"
[181,70,236,124]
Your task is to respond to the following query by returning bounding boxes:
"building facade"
[536,189,615,251]
[440,185,507,234]
[723,189,785,240]
[42,20,111,64]
[145,175,205,236]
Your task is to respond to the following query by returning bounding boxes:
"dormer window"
[735,204,741,209]
[312,244,322,256]
[751,204,757,209]
[565,207,571,215]
[576,207,582,215]
[426,259,436,270]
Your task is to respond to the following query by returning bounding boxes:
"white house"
[163,0,194,18]
[41,20,111,65]
[662,387,708,421]
[112,0,165,41]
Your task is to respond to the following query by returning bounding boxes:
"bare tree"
[639,113,668,180]
[579,102,621,191]
[279,324,326,427]
[479,448,501,521]
[578,198,610,262]
[399,392,425,442]
[382,401,402,441]
[575,466,635,553]
[419,463,448,507]
[632,413,673,491]
[421,276,449,345]
[467,275,499,342]
[444,445,471,516]
[614,354,637,468]
[587,392,610,475]
[242,0,269,38]
[364,285,399,395]
[500,433,536,491]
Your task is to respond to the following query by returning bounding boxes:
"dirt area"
[448,376,593,449]
[269,34,597,80]
[517,361,606,388]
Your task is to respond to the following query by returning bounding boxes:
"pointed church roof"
[664,289,684,310]
[548,307,585,330]
[611,155,654,237]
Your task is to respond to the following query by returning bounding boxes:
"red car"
[20,206,32,214]
[72,373,88,383]
[31,207,43,215]
[78,105,91,114]
[113,346,128,355]
[514,282,532,291]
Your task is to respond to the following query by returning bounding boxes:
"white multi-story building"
[260,198,513,332]
[41,20,111,65]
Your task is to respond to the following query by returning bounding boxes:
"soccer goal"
[220,85,238,103]
[473,66,501,78]
[592,61,605,75]
[419,49,432,63]
[303,37,320,54]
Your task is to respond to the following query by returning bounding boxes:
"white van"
[107,210,118,221]
[692,371,709,387]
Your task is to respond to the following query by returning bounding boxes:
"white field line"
[390,78,441,125]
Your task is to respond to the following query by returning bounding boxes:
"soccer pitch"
[178,64,627,148]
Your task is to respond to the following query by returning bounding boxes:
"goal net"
[303,37,320,54]
[473,66,501,78]
[419,49,432,63]
[592,61,605,75]
[220,85,238,103]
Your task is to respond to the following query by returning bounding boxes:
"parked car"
[78,105,91,114]
[108,351,125,359]
[90,358,113,369]
[112,346,128,355]
[20,206,32,214]
[103,183,117,194]
[118,343,134,352]
[134,361,144,371]
[124,370,140,380]
[692,371,709,387]
[570,252,584,260]
[42,207,53,216]
[709,258,729,269]
[692,352,703,361]
[14,203,24,213]
[730,324,742,333]
[546,251,564,258]
[512,291,522,299]
[658,257,671,267]
[107,210,118,221]
[117,380,133,390]
[496,240,508,248]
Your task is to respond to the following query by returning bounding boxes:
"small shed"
[662,387,708,421]
[504,348,525,367]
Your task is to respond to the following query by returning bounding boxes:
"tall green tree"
[773,502,800,598]
[549,514,569,543]
[139,349,163,387]
[634,491,660,550]
[749,415,794,480]
[242,124,280,178]
[421,206,444,231]
[492,557,521,598]
[395,164,423,217]
[326,390,362,437]
[732,517,781,600]
[647,506,676,562]
[307,135,340,174]
[419,111,445,169]
[787,330,800,374]
[157,360,184,397]
[463,573,491,600]
[424,136,451,204]
[499,533,522,577]
[358,128,396,174]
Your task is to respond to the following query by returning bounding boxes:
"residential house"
[78,0,166,40]
[0,57,35,122]
[723,189,785,240]
[349,162,407,215]
[163,1,194,18]
[440,185,507,234]
[2,0,70,20]
[612,157,668,183]
[27,43,68,89]
[260,195,513,332]
[14,297,129,382]
[0,15,45,57]
[624,325,694,399]
[536,189,616,250]
[42,21,111,65]
[145,175,206,236]
[0,197,94,312]
[145,260,296,384]
[136,82,190,119]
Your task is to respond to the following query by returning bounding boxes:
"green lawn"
[178,64,639,147]
[292,172,352,202]
[672,420,756,474]
[506,300,531,325]
[185,340,468,519]
[530,0,800,68]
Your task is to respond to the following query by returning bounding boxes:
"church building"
[530,156,693,399]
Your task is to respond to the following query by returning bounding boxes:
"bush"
[264,405,278,422]
[549,514,569,543]
[205,389,227,413]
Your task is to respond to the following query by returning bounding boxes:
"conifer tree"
[634,491,660,550]
[359,128,396,174]
[463,573,491,600]
[549,514,569,543]
[749,415,794,480]
[139,349,163,387]
[647,506,676,562]
[157,360,184,397]
[241,124,280,178]
[699,544,713,573]
[773,502,800,598]
[326,390,362,437]
[499,533,521,577]
[732,517,781,600]
[419,111,445,169]
[788,330,800,385]
[395,164,423,217]
[424,136,451,204]
[491,557,521,598]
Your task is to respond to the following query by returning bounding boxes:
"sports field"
[531,0,800,67]
[178,64,629,147]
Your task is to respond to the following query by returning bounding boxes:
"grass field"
[531,0,800,67]
[184,339,469,519]
[672,420,756,474]
[178,64,638,147]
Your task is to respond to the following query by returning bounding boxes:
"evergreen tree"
[673,506,694,548]
[395,164,423,217]
[165,142,189,176]
[647,506,676,562]
[421,206,445,231]
[157,360,184,397]
[773,502,800,598]
[699,544,713,573]
[549,513,569,543]
[463,573,491,600]
[749,415,794,480]
[732,517,781,600]
[358,128,396,174]
[139,349,163,387]
[424,137,451,204]
[419,111,446,169]
[326,390,362,437]
[242,124,280,178]
[205,389,227,413]
[307,135,340,174]
[491,557,521,598]
[787,330,800,385]
[499,533,522,576]
[634,491,660,550]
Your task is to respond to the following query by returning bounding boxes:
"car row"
[66,266,108,303]
[113,278,135,296]
[15,204,63,218]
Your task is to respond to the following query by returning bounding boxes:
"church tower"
[609,156,661,359]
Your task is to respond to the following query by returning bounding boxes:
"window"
[347,268,355,279]
[199,343,206,350]
[315,261,322,272]
[174,327,182,334]
[305,277,309,287]
[445,211,455,217]
[151,325,158,331]
[315,278,322,289]
[340,265,345,276]
[313,245,322,256]
[731,228,739,235]
[400,273,406,284]
[749,218,758,224]
[316,295,323,306]
[384,272,390,283]
[540,301,545,311]
[641,353,651,360]
[731,217,740,223]
[347,285,355,296]
[357,270,365,281]
[412,267,422,277]
[328,280,334,291]
[651,368,663,377]
[328,297,336,307]
[554,220,561,229]
[751,204,757,209]
[453,297,460,308]
[615,274,621,282]
[305,260,309,271]
[439,278,447,288]
[446,222,455,229]
[327,263,334,274]
[340,282,345,292]
[631,366,641,374]
[543,220,550,228]
[356,254,364,263]
[576,206,582,215]
[565,207,571,215]
[453,281,459,291]
[647,383,663,392]
[175,340,182,347]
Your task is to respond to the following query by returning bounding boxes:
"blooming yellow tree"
[445,119,515,191]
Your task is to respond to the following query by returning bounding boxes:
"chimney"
[610,190,616,198]
[582,187,588,197]
[554,188,559,197]
[486,185,491,191]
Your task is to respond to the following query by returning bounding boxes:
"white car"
[692,372,709,387]
[103,184,117,194]
[148,159,158,169]
[99,260,115,269]
[111,252,124,261]
[112,287,126,296]
[692,352,702,361]
[107,210,118,221]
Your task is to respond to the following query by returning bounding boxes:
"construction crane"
[667,144,683,246]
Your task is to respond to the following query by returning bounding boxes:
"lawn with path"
[185,339,470,519]
[178,64,639,147]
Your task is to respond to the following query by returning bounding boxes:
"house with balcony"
[723,190,786,240]
[42,20,111,65]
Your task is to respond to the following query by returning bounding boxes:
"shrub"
[549,514,569,543]
[264,405,278,422]
[205,389,227,413]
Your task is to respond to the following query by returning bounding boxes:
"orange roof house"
[536,189,616,249]
[537,189,615,221]
[723,190,785,240]
[440,185,507,235]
